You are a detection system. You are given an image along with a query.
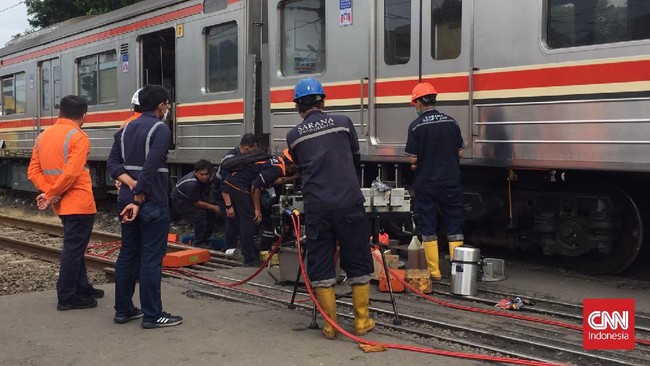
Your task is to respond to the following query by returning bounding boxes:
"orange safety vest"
[119,111,142,129]
[27,118,97,216]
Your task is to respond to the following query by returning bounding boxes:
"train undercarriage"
[2,156,645,275]
[370,163,646,276]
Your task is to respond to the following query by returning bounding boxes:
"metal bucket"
[482,258,505,281]
[450,246,481,296]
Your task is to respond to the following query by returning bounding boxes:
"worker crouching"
[286,77,375,339]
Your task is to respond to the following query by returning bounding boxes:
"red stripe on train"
[474,59,650,91]
[176,101,244,117]
[1,4,203,66]
[270,75,470,104]
[0,111,133,129]
[270,59,650,102]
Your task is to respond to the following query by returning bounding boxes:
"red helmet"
[411,82,438,105]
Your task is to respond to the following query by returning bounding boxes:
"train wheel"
[561,185,643,275]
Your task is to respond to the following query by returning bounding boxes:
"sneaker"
[141,312,183,329]
[114,308,144,324]
[57,296,98,311]
[78,285,105,299]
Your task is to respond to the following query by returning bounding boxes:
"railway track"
[2,214,648,365]
[427,281,650,334]
[162,266,650,366]
[0,214,241,270]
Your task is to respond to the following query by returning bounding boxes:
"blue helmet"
[293,78,326,103]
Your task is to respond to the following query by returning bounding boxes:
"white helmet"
[131,88,143,105]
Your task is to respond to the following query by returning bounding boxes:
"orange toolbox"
[378,269,405,293]
[163,249,210,268]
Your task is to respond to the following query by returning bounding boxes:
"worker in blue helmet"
[286,78,375,340]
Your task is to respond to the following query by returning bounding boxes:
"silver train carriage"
[1,0,649,275]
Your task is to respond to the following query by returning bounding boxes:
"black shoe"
[114,308,144,324]
[142,312,183,329]
[78,285,105,299]
[57,296,98,311]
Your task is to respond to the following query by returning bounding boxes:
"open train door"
[140,28,176,149]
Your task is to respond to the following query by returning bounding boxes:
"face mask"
[162,108,169,121]
[416,109,422,116]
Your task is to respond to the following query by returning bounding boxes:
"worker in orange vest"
[27,95,103,311]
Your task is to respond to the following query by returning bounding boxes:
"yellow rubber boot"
[315,287,337,340]
[449,241,463,260]
[351,283,375,335]
[423,240,442,280]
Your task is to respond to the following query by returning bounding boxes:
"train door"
[38,59,61,132]
[371,0,472,153]
[140,29,176,147]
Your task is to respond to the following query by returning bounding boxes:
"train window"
[280,0,326,76]
[547,0,650,48]
[204,0,228,13]
[1,72,26,116]
[207,22,238,92]
[385,0,411,65]
[431,0,462,60]
[77,51,118,105]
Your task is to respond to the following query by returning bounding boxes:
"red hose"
[373,252,650,347]
[289,214,567,366]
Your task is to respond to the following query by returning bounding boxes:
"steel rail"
[171,270,650,366]
[429,281,650,332]
[0,236,115,272]
[0,214,242,266]
[164,271,561,365]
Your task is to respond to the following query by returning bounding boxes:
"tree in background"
[25,0,142,28]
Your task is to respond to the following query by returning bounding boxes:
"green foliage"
[25,0,142,28]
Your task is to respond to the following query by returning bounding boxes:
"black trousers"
[224,186,259,263]
[58,214,95,302]
[217,200,239,251]
[304,204,373,287]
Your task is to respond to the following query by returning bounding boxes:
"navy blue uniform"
[171,171,215,246]
[223,156,284,265]
[209,147,239,251]
[107,111,172,323]
[286,110,372,287]
[405,108,465,242]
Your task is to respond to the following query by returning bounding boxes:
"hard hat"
[410,82,437,105]
[282,148,293,163]
[293,78,326,103]
[131,88,143,106]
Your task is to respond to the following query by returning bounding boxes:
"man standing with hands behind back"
[107,84,182,329]
[27,95,103,311]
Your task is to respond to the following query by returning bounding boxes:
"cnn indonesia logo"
[583,298,635,350]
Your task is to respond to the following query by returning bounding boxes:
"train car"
[1,0,649,275]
